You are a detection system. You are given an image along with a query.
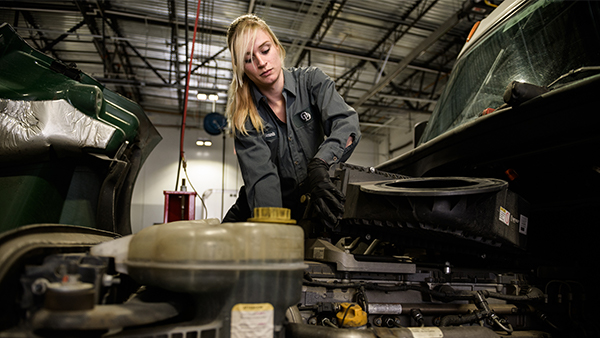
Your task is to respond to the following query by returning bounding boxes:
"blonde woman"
[223,14,360,226]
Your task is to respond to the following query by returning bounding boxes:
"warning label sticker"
[231,303,274,338]
[519,214,529,235]
[408,327,444,338]
[499,207,510,226]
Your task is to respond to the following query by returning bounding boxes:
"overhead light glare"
[196,138,212,147]
[197,93,220,101]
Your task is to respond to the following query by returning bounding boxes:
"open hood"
[0,23,162,235]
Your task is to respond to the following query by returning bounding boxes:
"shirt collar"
[282,68,297,97]
[249,68,297,106]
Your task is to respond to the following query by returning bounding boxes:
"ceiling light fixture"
[197,93,220,101]
[196,138,212,147]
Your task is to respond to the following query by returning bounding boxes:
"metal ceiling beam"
[123,39,168,84]
[19,10,61,60]
[285,0,330,66]
[369,60,408,97]
[384,68,427,110]
[168,0,183,111]
[391,33,462,96]
[95,77,225,92]
[353,3,474,109]
[0,0,479,137]
[74,1,123,92]
[40,19,85,53]
[377,94,437,104]
[15,26,451,77]
[373,38,459,113]
[360,122,407,130]
[97,1,143,102]
[99,4,168,86]
[294,0,347,67]
[179,46,228,82]
[336,0,437,92]
[6,22,450,77]
[284,41,447,75]
[359,104,432,115]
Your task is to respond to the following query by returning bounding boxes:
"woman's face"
[243,29,282,89]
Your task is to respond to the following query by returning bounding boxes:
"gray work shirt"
[234,66,361,216]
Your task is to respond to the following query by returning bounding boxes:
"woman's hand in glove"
[307,158,345,226]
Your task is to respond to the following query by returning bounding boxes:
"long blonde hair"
[226,14,286,135]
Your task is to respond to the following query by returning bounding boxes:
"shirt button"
[288,137,292,141]
[294,161,299,165]
[333,156,338,161]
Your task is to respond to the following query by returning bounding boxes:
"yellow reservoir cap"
[247,207,296,224]
[336,303,368,327]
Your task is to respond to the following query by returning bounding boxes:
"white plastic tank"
[125,208,305,337]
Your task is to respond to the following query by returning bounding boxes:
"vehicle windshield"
[419,0,600,144]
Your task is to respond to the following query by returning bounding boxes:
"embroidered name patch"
[264,131,276,140]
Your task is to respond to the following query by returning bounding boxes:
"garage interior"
[0,0,496,227]
[1,0,599,337]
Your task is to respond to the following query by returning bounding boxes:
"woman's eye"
[262,48,270,55]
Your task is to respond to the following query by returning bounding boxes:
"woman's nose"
[254,54,266,67]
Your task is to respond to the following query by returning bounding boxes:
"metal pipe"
[286,323,376,338]
[286,305,304,324]
[363,239,380,255]
[286,323,501,338]
[367,303,529,315]
[247,0,256,14]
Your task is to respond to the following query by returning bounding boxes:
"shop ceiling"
[0,0,501,139]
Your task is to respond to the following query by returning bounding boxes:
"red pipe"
[179,0,202,164]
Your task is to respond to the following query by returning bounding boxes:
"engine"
[1,163,595,338]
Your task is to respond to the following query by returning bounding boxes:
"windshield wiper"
[547,66,600,89]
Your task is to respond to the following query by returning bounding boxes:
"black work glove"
[307,158,345,226]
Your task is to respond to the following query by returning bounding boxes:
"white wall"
[346,137,379,168]
[376,113,431,164]
[130,125,380,233]
[377,128,414,165]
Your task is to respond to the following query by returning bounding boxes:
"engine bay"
[0,164,594,338]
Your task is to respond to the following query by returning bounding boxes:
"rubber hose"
[483,287,544,302]
[439,312,481,327]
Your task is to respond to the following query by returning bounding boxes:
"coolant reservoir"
[125,209,305,337]
[221,208,305,338]
[126,218,237,293]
